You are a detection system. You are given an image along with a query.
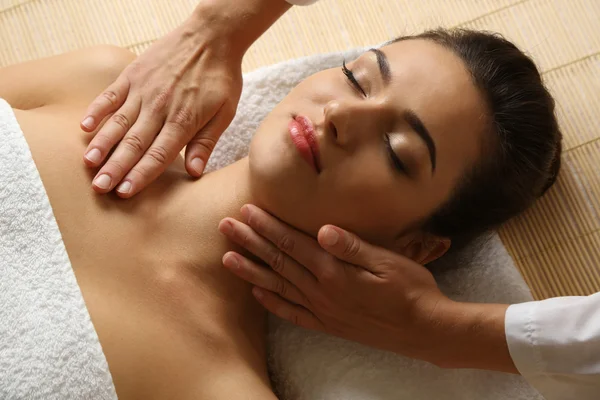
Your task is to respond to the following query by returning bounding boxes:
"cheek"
[314,158,412,240]
[248,130,324,237]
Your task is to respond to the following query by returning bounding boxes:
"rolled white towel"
[0,99,117,400]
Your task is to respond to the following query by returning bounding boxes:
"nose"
[323,98,382,148]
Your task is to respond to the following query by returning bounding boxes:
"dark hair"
[391,29,562,245]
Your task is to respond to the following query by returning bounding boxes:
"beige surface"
[1,0,599,300]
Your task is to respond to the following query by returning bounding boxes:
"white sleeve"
[286,0,319,5]
[505,292,600,400]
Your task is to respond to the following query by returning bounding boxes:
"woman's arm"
[0,46,135,111]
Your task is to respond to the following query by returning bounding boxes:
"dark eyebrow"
[403,110,437,173]
[368,48,391,85]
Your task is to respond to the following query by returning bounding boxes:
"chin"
[248,153,320,238]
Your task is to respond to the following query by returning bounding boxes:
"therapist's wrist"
[425,300,518,374]
[190,0,291,59]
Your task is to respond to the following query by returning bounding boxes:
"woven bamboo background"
[1,0,598,300]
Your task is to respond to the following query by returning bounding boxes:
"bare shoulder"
[1,46,135,110]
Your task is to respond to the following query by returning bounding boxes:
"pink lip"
[288,115,321,173]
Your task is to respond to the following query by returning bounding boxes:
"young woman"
[0,29,560,399]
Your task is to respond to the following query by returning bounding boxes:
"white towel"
[208,50,543,400]
[0,99,117,400]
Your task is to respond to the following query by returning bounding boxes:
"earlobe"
[419,237,451,265]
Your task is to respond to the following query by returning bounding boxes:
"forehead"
[377,38,490,190]
[377,39,487,121]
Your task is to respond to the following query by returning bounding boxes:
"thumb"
[184,107,233,177]
[318,225,385,273]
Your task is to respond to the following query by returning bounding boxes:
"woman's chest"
[14,106,270,398]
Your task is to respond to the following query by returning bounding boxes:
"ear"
[395,233,451,265]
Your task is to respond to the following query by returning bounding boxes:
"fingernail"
[82,116,95,130]
[323,227,339,247]
[240,205,250,220]
[223,254,239,269]
[219,220,233,235]
[116,181,131,194]
[253,287,264,300]
[93,174,111,190]
[191,157,204,175]
[84,148,101,164]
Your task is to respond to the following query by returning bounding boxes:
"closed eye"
[384,134,406,173]
[342,60,367,97]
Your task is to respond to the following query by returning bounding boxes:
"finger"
[93,110,164,195]
[115,118,193,198]
[81,76,131,132]
[317,225,392,275]
[252,287,325,332]
[218,218,318,294]
[85,97,141,174]
[184,106,233,177]
[222,252,309,307]
[240,204,333,279]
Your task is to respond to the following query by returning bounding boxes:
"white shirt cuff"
[506,294,600,400]
[505,301,543,378]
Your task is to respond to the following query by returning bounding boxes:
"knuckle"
[111,113,131,129]
[103,160,125,177]
[121,135,145,155]
[269,250,286,273]
[376,257,396,271]
[101,90,119,106]
[90,133,115,151]
[190,136,217,154]
[145,145,169,166]
[149,90,170,114]
[276,234,295,254]
[168,107,195,130]
[274,279,288,299]
[344,237,361,258]
[127,161,153,181]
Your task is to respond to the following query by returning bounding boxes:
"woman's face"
[248,39,488,251]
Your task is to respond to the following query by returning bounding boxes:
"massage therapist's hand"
[219,205,518,373]
[218,205,448,362]
[81,0,290,197]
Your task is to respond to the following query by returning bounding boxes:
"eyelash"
[384,134,407,173]
[342,60,367,97]
[342,60,405,174]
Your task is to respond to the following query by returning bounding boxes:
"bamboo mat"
[1,0,599,300]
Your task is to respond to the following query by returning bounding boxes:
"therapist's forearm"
[427,300,518,374]
[190,0,292,58]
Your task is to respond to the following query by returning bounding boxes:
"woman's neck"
[149,157,256,274]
